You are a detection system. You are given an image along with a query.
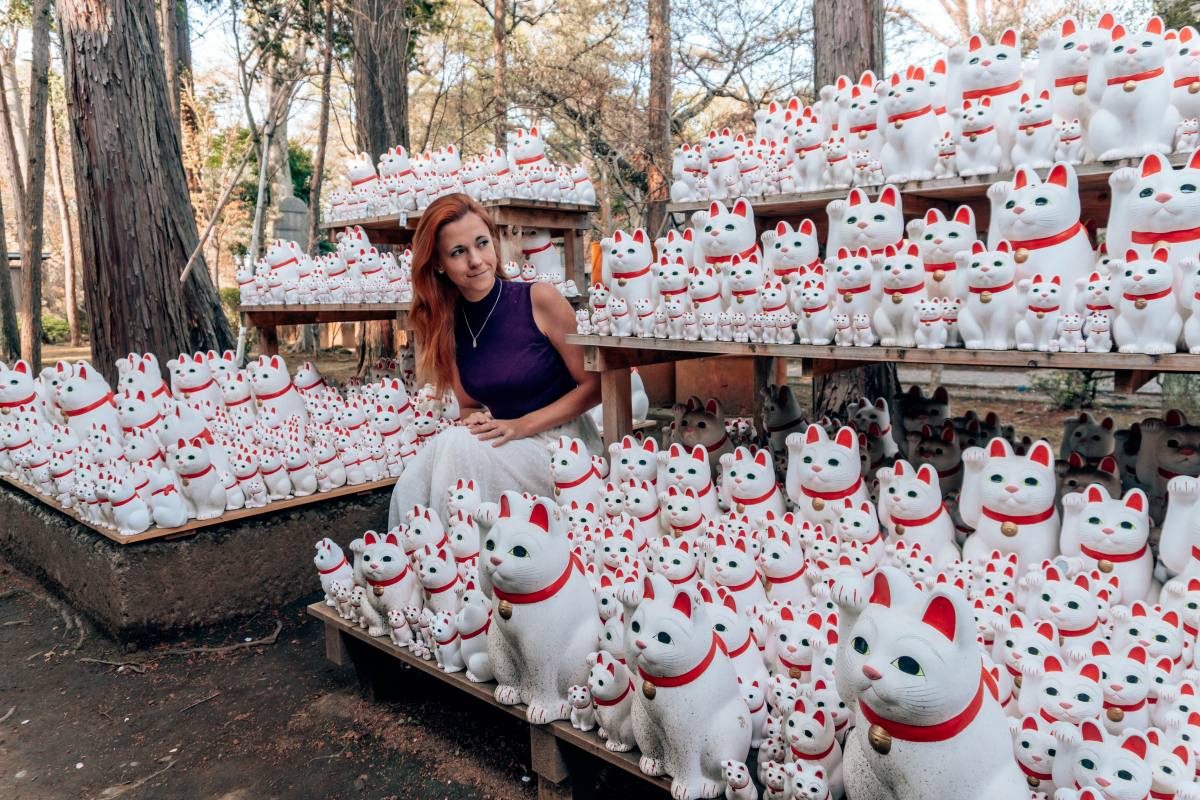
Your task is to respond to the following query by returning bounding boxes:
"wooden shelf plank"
[567,334,1200,375]
[665,152,1189,222]
[318,199,599,235]
[307,602,671,794]
[239,303,410,326]
[1,475,397,545]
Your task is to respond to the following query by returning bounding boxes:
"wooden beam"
[1113,369,1158,394]
[600,368,633,451]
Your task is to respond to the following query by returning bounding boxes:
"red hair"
[409,193,502,393]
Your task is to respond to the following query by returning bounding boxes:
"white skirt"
[387,414,603,530]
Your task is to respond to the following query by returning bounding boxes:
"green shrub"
[1029,369,1100,409]
[41,313,69,345]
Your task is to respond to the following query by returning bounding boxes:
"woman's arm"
[472,282,601,446]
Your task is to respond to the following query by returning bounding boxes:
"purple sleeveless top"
[455,279,577,419]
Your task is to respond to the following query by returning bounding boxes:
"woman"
[387,193,602,528]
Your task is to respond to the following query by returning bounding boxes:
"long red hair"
[409,193,503,393]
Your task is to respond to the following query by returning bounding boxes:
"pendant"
[1026,775,1041,790]
[1000,521,1019,537]
[1013,674,1022,689]
[891,293,903,305]
[498,599,513,620]
[1191,81,1200,95]
[969,134,978,142]
[736,296,744,304]
[1073,81,1087,96]
[1036,312,1046,320]
[373,586,384,597]
[1135,298,1148,310]
[842,292,853,303]
[867,724,892,755]
[788,667,804,680]
[642,681,657,700]
[1014,248,1029,264]
[1025,128,1034,137]
[980,291,993,304]
[1097,559,1114,574]
[735,503,745,514]
[1106,706,1125,723]
[618,279,628,287]
[553,486,561,497]
[1123,80,1137,92]
[858,131,868,140]
[933,269,945,282]
[894,121,904,130]
[811,497,825,512]
[893,524,905,536]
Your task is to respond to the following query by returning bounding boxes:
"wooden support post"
[530,725,573,800]
[258,325,279,356]
[601,367,633,450]
[563,228,588,290]
[1113,369,1158,394]
[324,621,349,666]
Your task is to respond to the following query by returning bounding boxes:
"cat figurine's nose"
[1012,206,1025,215]
[1005,485,1019,493]
[1156,192,1172,203]
[862,664,882,680]
[635,639,647,650]
[489,555,503,566]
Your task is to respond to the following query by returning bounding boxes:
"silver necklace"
[462,281,503,348]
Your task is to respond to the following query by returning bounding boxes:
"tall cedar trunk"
[0,173,18,359]
[491,0,506,145]
[58,0,233,384]
[160,0,179,124]
[810,0,894,416]
[48,107,79,346]
[0,50,27,175]
[645,0,670,237]
[20,0,52,370]
[352,0,410,367]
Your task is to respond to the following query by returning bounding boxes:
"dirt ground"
[0,559,539,800]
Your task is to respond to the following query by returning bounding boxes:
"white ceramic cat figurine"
[315,538,354,606]
[986,163,1093,294]
[1106,151,1200,268]
[959,437,1060,568]
[1111,247,1182,354]
[1054,721,1152,800]
[1015,274,1065,351]
[691,198,758,273]
[1036,16,1100,134]
[1012,91,1057,169]
[872,242,927,348]
[587,650,638,752]
[879,66,940,182]
[600,228,656,308]
[760,219,820,287]
[1056,119,1086,164]
[1083,311,1112,353]
[166,437,228,520]
[955,240,1021,350]
[832,569,1026,800]
[482,493,600,724]
[720,446,785,523]
[826,186,903,256]
[913,299,948,349]
[875,459,960,566]
[905,206,977,299]
[1074,485,1156,602]
[823,137,853,188]
[628,582,752,800]
[949,28,1023,161]
[1087,16,1178,160]
[703,128,742,200]
[955,98,1003,177]
[785,424,869,527]
[249,355,307,426]
[354,530,424,638]
[795,280,835,345]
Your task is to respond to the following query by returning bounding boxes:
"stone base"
[0,481,392,643]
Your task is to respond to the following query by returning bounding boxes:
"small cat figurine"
[760,219,820,286]
[1111,247,1182,354]
[431,610,466,673]
[785,424,870,527]
[1055,119,1086,164]
[832,569,1026,800]
[879,66,940,182]
[315,537,354,606]
[1011,91,1057,169]
[823,136,853,188]
[587,650,638,752]
[567,684,596,731]
[166,437,228,520]
[353,530,424,638]
[872,242,928,347]
[795,280,835,345]
[1015,273,1065,352]
[959,437,1059,569]
[852,313,876,346]
[955,98,1004,177]
[1053,721,1151,800]
[1010,715,1061,796]
[955,240,1021,350]
[691,198,759,271]
[1083,311,1112,353]
[1174,117,1199,152]
[905,205,977,299]
[912,298,948,349]
[875,459,959,565]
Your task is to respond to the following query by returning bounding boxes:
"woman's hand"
[470,415,529,447]
[463,410,492,429]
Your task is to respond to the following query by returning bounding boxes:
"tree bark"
[810,0,892,416]
[302,0,335,355]
[491,0,506,145]
[0,47,27,175]
[812,0,884,86]
[48,106,78,346]
[0,172,19,360]
[20,0,52,370]
[58,0,233,383]
[351,0,410,156]
[645,0,670,237]
[160,0,180,124]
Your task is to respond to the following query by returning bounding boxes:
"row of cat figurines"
[675,16,1200,201]
[321,485,1199,800]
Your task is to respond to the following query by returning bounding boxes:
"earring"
[436,268,444,274]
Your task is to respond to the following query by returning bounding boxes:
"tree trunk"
[491,0,506,145]
[58,0,233,384]
[20,0,52,370]
[48,106,79,346]
[812,0,884,87]
[0,49,27,175]
[645,0,670,238]
[302,0,335,356]
[0,174,19,359]
[811,0,891,416]
[160,0,179,124]
[351,0,410,156]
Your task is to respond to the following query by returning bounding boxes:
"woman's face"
[436,213,498,302]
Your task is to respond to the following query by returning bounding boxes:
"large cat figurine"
[875,459,960,566]
[986,163,1093,298]
[481,493,600,724]
[628,579,752,800]
[831,568,1026,800]
[353,530,423,638]
[785,424,870,527]
[959,437,1060,568]
[880,66,940,182]
[1087,16,1177,161]
[954,240,1021,350]
[1111,247,1182,354]
[826,185,903,256]
[691,198,758,272]
[600,228,656,307]
[1106,151,1200,273]
[1035,16,1105,134]
[949,28,1023,162]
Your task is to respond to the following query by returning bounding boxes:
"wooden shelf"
[2,475,397,545]
[239,303,410,327]
[319,198,600,238]
[309,601,671,798]
[666,152,1191,232]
